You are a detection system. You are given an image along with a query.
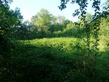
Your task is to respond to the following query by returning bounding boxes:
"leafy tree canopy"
[59,0,109,19]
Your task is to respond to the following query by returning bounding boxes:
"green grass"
[11,37,109,82]
[24,37,77,52]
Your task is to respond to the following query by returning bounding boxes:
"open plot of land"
[10,37,109,82]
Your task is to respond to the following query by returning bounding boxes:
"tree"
[9,7,23,39]
[30,9,71,37]
[51,16,70,32]
[59,1,105,80]
[85,13,93,22]
[0,0,23,81]
[59,0,102,17]
[31,15,38,25]
[66,22,74,28]
[0,0,21,55]
[31,9,52,37]
[56,16,66,24]
[59,0,103,50]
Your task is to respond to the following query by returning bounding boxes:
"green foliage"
[0,0,23,81]
[59,0,101,17]
[62,23,80,37]
[31,9,52,37]
[1,0,109,82]
[9,38,109,82]
[28,9,71,39]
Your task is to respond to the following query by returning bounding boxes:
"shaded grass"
[10,38,109,82]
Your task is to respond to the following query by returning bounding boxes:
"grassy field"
[11,37,109,82]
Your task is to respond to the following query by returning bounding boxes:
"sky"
[9,0,106,22]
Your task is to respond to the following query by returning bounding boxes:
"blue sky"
[9,0,106,22]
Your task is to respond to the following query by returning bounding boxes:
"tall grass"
[10,37,109,82]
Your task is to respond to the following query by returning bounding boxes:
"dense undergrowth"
[8,38,109,82]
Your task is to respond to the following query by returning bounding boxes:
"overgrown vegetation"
[11,38,109,82]
[0,0,109,82]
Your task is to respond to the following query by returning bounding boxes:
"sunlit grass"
[19,37,108,52]
[12,37,109,81]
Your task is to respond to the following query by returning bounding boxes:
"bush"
[7,38,109,82]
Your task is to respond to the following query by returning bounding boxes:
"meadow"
[1,0,109,82]
[10,37,109,82]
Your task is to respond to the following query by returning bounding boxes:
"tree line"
[0,0,109,81]
[12,8,80,39]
